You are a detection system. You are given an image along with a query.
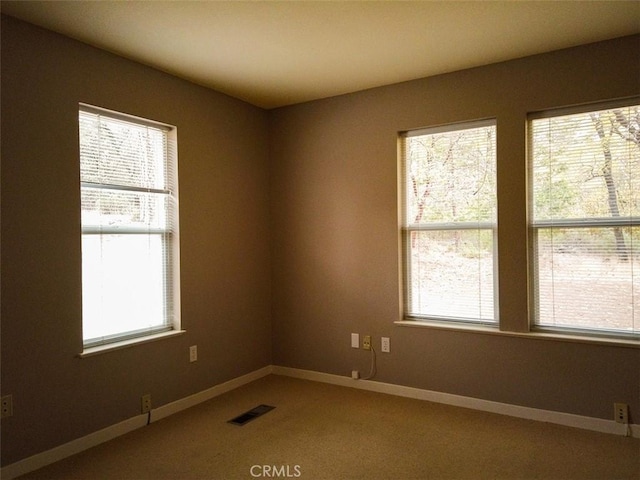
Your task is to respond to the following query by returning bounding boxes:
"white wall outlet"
[141,394,152,414]
[381,337,390,353]
[614,403,629,424]
[351,333,359,348]
[363,335,371,351]
[189,345,198,362]
[351,370,360,380]
[1,395,13,418]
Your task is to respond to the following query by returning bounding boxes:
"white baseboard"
[0,365,273,480]
[151,365,273,422]
[0,415,148,480]
[3,364,636,479]
[271,365,640,439]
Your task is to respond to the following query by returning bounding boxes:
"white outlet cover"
[351,333,359,348]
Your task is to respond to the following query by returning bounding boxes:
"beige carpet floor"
[20,374,640,480]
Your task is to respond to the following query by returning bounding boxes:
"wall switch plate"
[351,333,359,348]
[381,337,390,353]
[1,395,13,418]
[141,394,152,414]
[189,345,198,362]
[363,335,371,351]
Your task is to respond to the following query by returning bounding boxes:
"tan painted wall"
[1,16,271,465]
[269,35,640,421]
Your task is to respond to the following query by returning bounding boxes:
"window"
[529,100,639,338]
[400,120,497,324]
[79,105,180,348]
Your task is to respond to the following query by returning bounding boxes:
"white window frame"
[399,119,498,326]
[79,104,181,352]
[528,98,640,340]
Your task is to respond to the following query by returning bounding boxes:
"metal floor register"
[228,404,275,426]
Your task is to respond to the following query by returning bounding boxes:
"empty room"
[1,1,639,479]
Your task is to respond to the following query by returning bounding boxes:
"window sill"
[394,320,640,349]
[79,330,186,358]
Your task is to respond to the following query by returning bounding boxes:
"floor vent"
[228,404,275,426]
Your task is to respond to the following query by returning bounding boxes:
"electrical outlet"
[189,345,198,362]
[141,394,152,414]
[351,370,360,380]
[614,403,629,424]
[1,395,13,418]
[363,335,371,351]
[381,337,390,353]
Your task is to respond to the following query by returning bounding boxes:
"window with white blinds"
[529,100,639,338]
[400,120,497,324]
[79,105,180,348]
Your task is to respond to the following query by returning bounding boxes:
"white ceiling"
[2,1,639,109]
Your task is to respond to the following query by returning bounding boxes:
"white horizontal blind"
[79,106,179,347]
[400,120,497,323]
[530,101,639,337]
